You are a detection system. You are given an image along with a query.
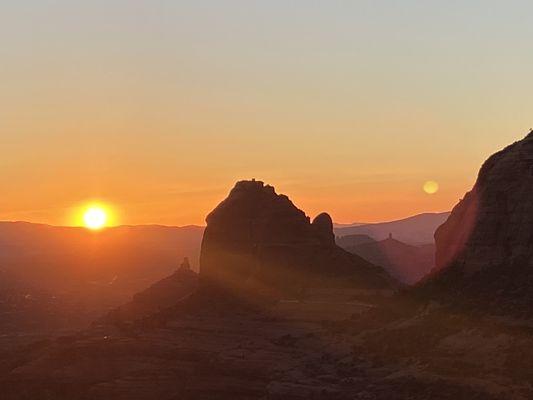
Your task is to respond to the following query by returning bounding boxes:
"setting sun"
[83,207,108,230]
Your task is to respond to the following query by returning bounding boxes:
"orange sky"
[2,2,532,227]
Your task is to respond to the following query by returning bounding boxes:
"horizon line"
[0,209,451,230]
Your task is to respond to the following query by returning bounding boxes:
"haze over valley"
[3,1,533,398]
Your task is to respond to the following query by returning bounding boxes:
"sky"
[1,1,533,226]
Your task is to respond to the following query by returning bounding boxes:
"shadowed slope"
[341,236,435,285]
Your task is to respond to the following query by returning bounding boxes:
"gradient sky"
[2,1,533,226]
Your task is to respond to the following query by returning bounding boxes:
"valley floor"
[1,292,532,400]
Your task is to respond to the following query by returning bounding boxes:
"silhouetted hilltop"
[105,258,199,323]
[417,132,533,315]
[200,180,395,299]
[335,212,450,245]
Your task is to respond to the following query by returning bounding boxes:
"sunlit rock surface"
[419,132,533,314]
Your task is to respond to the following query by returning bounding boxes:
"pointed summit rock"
[200,180,395,299]
[418,132,533,315]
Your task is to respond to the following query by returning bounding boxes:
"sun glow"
[79,204,113,230]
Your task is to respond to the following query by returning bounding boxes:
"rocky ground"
[1,290,531,400]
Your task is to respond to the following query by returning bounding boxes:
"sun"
[72,201,116,230]
[83,207,108,230]
[423,180,439,195]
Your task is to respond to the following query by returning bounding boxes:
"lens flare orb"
[423,180,439,195]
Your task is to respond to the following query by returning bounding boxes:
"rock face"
[419,132,533,314]
[200,180,394,298]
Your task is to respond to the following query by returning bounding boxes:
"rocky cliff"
[418,132,533,314]
[200,180,394,298]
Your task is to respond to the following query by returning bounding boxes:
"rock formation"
[418,132,533,314]
[200,180,394,299]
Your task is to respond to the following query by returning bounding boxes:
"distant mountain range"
[0,210,447,308]
[334,212,451,245]
[337,235,435,285]
[0,221,204,329]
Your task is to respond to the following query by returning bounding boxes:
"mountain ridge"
[335,211,451,245]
